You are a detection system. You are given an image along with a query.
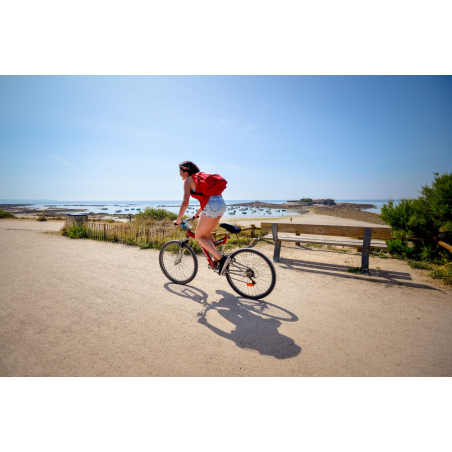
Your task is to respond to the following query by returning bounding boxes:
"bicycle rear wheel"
[159,240,198,284]
[225,248,276,299]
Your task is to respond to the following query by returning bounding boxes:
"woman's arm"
[174,177,192,225]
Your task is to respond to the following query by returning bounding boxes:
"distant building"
[312,199,335,205]
[286,200,311,206]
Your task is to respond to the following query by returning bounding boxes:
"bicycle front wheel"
[226,249,276,299]
[159,240,198,284]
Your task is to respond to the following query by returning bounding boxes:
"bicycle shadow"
[164,283,301,360]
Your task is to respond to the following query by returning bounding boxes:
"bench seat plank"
[263,234,388,249]
[261,222,391,240]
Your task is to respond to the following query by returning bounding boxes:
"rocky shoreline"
[230,201,377,210]
[309,204,387,225]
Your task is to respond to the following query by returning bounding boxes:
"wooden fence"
[85,222,185,246]
[84,222,257,247]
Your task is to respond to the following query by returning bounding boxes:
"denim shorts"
[201,195,226,218]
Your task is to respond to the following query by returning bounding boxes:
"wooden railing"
[438,240,452,252]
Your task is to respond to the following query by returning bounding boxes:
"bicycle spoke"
[225,249,276,299]
[159,241,198,284]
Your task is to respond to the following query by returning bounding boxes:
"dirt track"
[1,219,451,376]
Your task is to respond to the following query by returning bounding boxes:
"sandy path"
[1,219,451,377]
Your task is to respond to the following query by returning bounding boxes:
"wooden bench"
[261,222,392,271]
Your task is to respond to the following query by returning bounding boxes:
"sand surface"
[1,218,451,377]
[227,211,389,228]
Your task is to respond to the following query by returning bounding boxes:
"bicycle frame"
[180,221,228,269]
[161,218,276,299]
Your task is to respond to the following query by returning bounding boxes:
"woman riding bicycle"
[173,161,230,275]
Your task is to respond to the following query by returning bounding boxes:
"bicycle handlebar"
[176,216,197,228]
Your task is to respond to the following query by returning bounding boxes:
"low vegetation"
[62,207,264,255]
[133,207,177,225]
[0,209,15,218]
[429,262,452,286]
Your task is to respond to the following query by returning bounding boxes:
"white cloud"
[45,153,77,169]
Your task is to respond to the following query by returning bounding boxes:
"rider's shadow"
[164,284,301,360]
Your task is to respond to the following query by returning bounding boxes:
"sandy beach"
[1,217,451,377]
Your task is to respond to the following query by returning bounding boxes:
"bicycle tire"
[159,240,198,284]
[225,248,276,299]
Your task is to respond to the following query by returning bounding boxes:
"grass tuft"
[347,267,366,274]
[408,260,434,270]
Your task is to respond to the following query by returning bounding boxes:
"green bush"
[134,207,177,224]
[387,238,416,259]
[64,222,88,239]
[0,209,15,218]
[381,171,452,262]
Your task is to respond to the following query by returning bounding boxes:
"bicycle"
[159,217,276,299]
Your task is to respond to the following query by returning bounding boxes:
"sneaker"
[217,254,231,276]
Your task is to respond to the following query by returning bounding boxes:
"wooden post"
[103,224,106,241]
[251,224,255,238]
[272,223,281,262]
[296,231,301,246]
[361,227,372,273]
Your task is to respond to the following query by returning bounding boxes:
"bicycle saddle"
[220,223,241,234]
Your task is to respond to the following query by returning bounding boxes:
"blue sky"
[1,75,451,201]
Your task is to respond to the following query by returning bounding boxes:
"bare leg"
[195,214,223,261]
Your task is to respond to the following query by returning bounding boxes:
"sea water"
[3,199,400,218]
